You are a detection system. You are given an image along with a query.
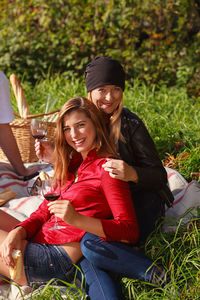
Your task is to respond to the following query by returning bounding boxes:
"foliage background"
[0,0,200,99]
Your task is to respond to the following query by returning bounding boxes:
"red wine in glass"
[30,118,47,162]
[44,193,60,201]
[43,186,65,230]
[32,132,47,140]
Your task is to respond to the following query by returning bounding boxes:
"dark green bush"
[0,0,200,97]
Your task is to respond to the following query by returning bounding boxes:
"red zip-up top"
[18,150,139,244]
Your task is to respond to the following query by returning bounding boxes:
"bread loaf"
[9,249,22,281]
[10,74,30,118]
[39,171,50,181]
[0,188,18,206]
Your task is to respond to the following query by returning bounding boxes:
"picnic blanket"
[163,167,200,231]
[0,161,54,222]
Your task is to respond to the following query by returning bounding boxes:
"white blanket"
[163,167,200,231]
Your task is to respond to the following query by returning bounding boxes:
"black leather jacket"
[118,108,174,207]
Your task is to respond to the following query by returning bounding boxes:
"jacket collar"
[69,148,99,172]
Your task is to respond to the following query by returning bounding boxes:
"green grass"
[123,81,200,159]
[9,75,200,299]
[10,74,200,180]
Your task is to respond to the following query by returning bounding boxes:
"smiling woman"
[63,110,96,160]
[89,85,123,115]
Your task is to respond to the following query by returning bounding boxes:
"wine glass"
[30,118,47,163]
[42,179,66,230]
[30,118,47,140]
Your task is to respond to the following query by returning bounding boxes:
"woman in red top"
[0,97,141,299]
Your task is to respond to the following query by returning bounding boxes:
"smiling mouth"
[102,102,113,107]
[73,138,85,146]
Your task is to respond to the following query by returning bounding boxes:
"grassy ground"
[9,75,200,299]
[11,74,200,180]
[122,216,200,299]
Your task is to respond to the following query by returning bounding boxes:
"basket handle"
[14,110,60,120]
[10,74,30,118]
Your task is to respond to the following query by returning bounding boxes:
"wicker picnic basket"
[0,74,59,163]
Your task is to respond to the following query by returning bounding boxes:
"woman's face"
[90,85,123,115]
[63,110,96,159]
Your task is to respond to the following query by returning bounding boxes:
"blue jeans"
[81,233,154,283]
[24,243,75,287]
[77,258,124,300]
[24,243,120,299]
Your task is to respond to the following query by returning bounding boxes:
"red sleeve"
[16,199,51,240]
[100,168,139,243]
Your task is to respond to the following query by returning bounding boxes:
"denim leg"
[81,233,154,282]
[77,257,124,300]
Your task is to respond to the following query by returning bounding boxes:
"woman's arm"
[17,200,51,239]
[114,110,167,190]
[127,120,167,188]
[48,167,139,244]
[0,124,39,176]
[48,200,105,237]
[0,226,27,268]
[99,169,139,243]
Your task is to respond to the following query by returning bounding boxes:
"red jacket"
[18,150,139,244]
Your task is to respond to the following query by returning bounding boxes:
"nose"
[70,127,79,139]
[105,91,112,101]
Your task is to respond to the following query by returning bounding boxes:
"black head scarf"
[85,56,125,92]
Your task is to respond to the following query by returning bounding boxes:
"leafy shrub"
[0,0,200,97]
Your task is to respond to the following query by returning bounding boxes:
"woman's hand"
[47,200,79,225]
[35,139,54,163]
[23,165,40,177]
[0,227,26,268]
[47,200,105,237]
[102,159,139,183]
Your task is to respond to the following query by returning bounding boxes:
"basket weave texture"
[0,74,57,163]
[0,119,56,163]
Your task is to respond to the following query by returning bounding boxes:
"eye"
[63,127,70,132]
[77,122,85,128]
[98,88,105,93]
[114,87,121,92]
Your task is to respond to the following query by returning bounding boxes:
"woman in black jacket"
[84,56,174,244]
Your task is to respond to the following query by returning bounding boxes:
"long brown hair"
[88,92,125,149]
[53,97,118,185]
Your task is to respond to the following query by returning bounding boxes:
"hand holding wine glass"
[42,179,65,230]
[34,139,54,163]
